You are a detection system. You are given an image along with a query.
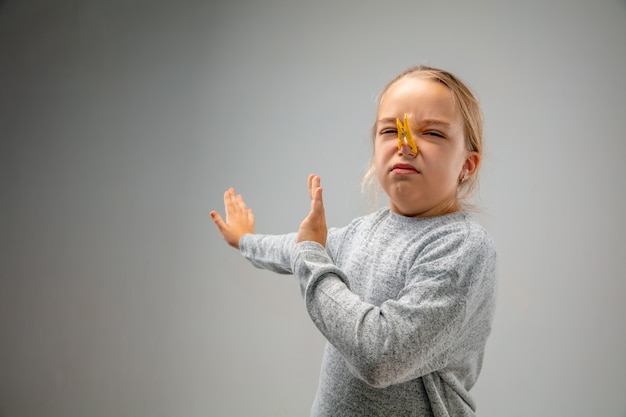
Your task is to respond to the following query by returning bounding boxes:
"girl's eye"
[425,131,445,138]
[380,128,397,135]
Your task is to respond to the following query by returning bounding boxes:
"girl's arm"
[211,187,296,274]
[211,174,326,251]
[211,181,329,274]
[294,229,496,388]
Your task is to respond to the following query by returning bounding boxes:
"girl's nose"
[398,138,418,158]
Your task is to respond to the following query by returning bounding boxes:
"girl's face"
[374,77,478,217]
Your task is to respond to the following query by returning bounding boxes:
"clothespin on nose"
[396,113,418,155]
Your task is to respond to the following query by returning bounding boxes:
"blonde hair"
[362,65,484,210]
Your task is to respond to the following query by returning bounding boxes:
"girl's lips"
[391,163,419,174]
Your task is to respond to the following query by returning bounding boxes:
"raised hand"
[210,188,255,249]
[296,174,327,246]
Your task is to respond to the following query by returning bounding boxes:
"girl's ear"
[462,151,480,179]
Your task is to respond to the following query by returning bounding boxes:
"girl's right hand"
[210,188,255,249]
[296,174,327,247]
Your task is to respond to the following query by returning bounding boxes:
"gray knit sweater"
[239,208,497,417]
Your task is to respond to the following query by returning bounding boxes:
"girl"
[210,65,497,417]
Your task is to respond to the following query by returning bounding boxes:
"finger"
[309,174,321,200]
[223,190,234,221]
[308,174,315,200]
[247,208,255,226]
[310,187,325,219]
[210,210,227,233]
[225,188,243,218]
[315,177,322,203]
[314,186,324,210]
[224,188,235,211]
[236,193,248,211]
[313,175,321,190]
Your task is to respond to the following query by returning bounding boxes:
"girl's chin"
[389,195,460,218]
[389,199,424,217]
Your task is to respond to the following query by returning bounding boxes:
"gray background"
[1,0,625,416]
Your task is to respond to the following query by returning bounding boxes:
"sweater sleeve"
[238,226,348,275]
[239,233,298,274]
[292,223,496,389]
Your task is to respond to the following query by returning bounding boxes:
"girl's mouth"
[391,163,419,175]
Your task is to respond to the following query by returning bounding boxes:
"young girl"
[210,65,497,417]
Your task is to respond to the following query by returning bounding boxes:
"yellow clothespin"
[396,113,418,155]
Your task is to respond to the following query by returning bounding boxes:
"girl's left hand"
[210,188,255,249]
[296,174,327,247]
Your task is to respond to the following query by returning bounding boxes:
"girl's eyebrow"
[417,119,451,128]
[377,117,451,127]
[376,117,397,125]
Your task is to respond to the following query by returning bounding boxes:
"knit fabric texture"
[239,208,497,417]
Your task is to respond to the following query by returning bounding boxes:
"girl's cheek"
[378,138,396,151]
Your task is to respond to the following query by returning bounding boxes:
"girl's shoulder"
[362,208,490,238]
[329,208,495,257]
[414,211,496,266]
[379,208,496,261]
